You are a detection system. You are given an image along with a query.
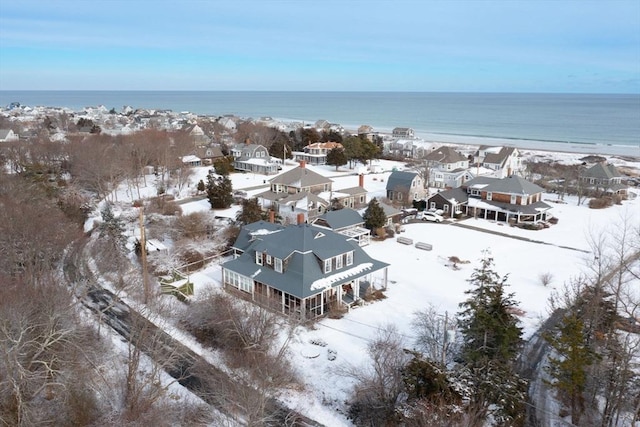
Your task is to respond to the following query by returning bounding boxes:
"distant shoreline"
[2,91,638,159]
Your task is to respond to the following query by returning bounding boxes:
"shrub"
[539,272,553,287]
[588,196,613,209]
[147,196,182,216]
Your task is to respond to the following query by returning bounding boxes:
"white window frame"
[274,257,282,273]
[336,255,343,269]
[324,258,332,273]
[266,254,272,265]
[346,251,353,266]
[487,192,492,201]
[256,251,263,265]
[510,195,517,204]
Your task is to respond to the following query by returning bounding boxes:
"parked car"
[427,208,444,216]
[420,212,444,223]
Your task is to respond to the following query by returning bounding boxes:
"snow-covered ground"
[89,150,640,426]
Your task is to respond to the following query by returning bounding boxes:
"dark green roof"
[223,223,388,299]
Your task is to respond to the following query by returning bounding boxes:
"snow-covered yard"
[91,152,640,426]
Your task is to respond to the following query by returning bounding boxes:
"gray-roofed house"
[231,142,279,175]
[424,146,471,189]
[312,208,370,246]
[426,187,469,217]
[386,170,426,205]
[257,162,368,224]
[462,175,552,224]
[222,222,389,319]
[579,162,627,195]
[474,146,524,178]
[377,202,403,227]
[194,145,224,165]
[257,162,334,224]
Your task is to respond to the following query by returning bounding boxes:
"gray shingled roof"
[428,187,469,204]
[424,146,467,164]
[223,223,388,299]
[231,220,285,253]
[464,175,542,195]
[583,163,622,180]
[270,165,333,187]
[378,202,402,217]
[483,147,516,167]
[485,175,544,195]
[386,170,418,191]
[315,209,364,230]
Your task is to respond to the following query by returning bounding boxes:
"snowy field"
[92,151,640,426]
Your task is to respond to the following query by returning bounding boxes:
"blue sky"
[1,0,639,93]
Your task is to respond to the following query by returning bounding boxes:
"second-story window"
[256,251,263,265]
[274,258,282,273]
[487,192,492,201]
[336,255,343,269]
[266,254,272,265]
[346,251,353,266]
[324,258,331,273]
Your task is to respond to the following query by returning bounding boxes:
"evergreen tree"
[206,174,233,209]
[362,198,386,231]
[213,156,233,176]
[342,136,362,168]
[457,251,526,425]
[402,351,459,404]
[196,179,205,194]
[458,253,523,364]
[544,313,595,426]
[357,137,381,167]
[326,147,347,171]
[236,198,265,225]
[98,202,126,249]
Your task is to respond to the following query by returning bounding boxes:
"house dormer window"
[346,251,353,266]
[324,258,331,273]
[487,192,492,201]
[256,251,263,265]
[274,257,282,273]
[266,254,272,265]
[336,255,343,269]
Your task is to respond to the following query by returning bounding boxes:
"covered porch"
[466,198,552,224]
[226,267,389,321]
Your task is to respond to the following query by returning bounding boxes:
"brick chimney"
[269,210,275,224]
[299,160,306,168]
[359,174,364,188]
[297,213,305,225]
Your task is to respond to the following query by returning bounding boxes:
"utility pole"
[139,206,150,304]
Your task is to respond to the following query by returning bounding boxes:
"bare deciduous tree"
[346,324,410,426]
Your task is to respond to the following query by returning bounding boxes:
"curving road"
[64,238,323,427]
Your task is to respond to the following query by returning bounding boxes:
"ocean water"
[1,91,638,155]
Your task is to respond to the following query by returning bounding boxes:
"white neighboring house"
[181,155,202,167]
[474,146,524,178]
[231,143,279,175]
[0,129,19,142]
[424,146,470,189]
[218,116,237,132]
[293,141,343,166]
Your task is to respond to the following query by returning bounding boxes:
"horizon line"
[1,89,639,96]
